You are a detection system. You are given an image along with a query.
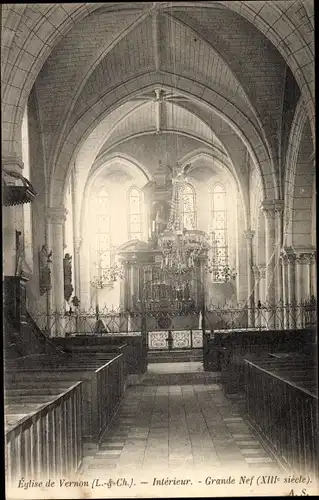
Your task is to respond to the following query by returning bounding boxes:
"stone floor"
[82,363,281,485]
[147,362,204,373]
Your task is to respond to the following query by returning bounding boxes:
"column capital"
[274,199,284,213]
[295,249,316,264]
[261,199,284,218]
[261,200,276,219]
[252,265,260,280]
[258,264,266,279]
[244,229,255,240]
[281,246,296,263]
[47,207,68,224]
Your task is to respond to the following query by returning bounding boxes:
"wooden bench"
[51,340,129,383]
[244,354,318,480]
[5,380,82,484]
[203,328,315,394]
[5,352,125,450]
[54,334,147,376]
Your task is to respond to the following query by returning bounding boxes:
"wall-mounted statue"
[39,244,52,295]
[63,253,74,302]
[151,200,170,235]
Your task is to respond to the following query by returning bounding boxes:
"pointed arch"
[128,186,144,240]
[209,182,229,282]
[182,183,196,230]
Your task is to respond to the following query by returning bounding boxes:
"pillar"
[310,252,316,297]
[47,207,67,336]
[282,247,296,329]
[294,249,316,327]
[252,265,260,327]
[281,252,289,329]
[274,201,284,304]
[73,237,82,297]
[261,201,277,328]
[244,229,255,327]
[258,265,267,328]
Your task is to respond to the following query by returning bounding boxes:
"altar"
[148,329,203,350]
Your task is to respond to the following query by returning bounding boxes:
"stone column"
[280,251,289,329]
[47,207,67,336]
[282,247,296,329]
[261,202,277,306]
[274,201,284,306]
[252,265,260,327]
[131,258,138,307]
[244,229,255,327]
[310,252,316,297]
[258,265,267,328]
[294,250,316,328]
[73,237,82,297]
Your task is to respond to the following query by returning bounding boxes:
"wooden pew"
[51,341,129,384]
[53,333,147,376]
[203,328,315,394]
[5,352,125,451]
[244,354,318,480]
[5,380,82,484]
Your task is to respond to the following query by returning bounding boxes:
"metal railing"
[27,298,316,337]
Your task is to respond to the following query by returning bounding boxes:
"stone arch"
[283,97,311,247]
[2,2,314,158]
[79,155,151,242]
[285,117,314,248]
[178,149,248,230]
[49,75,275,207]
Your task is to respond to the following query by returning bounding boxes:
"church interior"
[2,1,317,496]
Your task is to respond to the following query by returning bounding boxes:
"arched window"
[182,184,196,230]
[210,183,228,282]
[128,187,143,240]
[96,187,112,277]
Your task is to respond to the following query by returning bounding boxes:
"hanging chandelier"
[158,167,209,277]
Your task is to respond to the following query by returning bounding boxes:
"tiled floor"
[82,363,280,479]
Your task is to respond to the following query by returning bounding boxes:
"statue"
[152,200,170,235]
[39,244,52,295]
[63,253,74,302]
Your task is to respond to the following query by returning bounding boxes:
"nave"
[2,2,317,498]
[82,363,278,474]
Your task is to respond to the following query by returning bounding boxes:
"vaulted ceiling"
[1,2,314,207]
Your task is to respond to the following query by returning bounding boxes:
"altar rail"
[5,381,82,484]
[244,356,318,479]
[28,299,316,337]
[5,353,125,449]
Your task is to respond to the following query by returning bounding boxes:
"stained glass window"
[210,183,228,282]
[128,187,143,240]
[182,184,196,230]
[96,188,112,277]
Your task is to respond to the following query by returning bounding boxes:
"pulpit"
[4,275,29,329]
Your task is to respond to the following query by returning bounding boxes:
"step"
[148,349,202,363]
[140,372,221,386]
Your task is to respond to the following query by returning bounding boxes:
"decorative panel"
[148,331,167,349]
[192,329,203,348]
[172,330,191,349]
